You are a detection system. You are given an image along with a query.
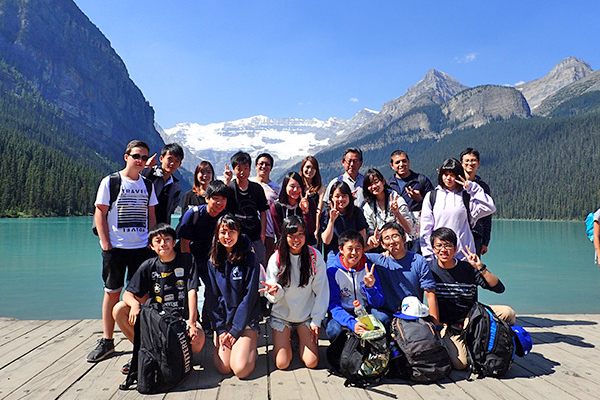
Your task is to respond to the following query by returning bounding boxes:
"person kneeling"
[261,216,329,369]
[428,227,515,370]
[113,223,205,374]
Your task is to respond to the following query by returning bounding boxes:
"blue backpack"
[585,212,596,241]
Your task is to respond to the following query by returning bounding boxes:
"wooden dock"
[1,314,599,399]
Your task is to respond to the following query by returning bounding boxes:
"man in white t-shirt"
[250,153,280,261]
[87,140,158,363]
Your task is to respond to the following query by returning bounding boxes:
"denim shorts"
[269,315,311,332]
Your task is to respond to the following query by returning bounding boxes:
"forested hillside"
[319,112,600,220]
[0,61,117,217]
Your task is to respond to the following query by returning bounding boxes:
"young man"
[113,223,205,372]
[323,148,365,208]
[178,180,229,289]
[325,230,385,341]
[428,227,515,369]
[141,143,184,225]
[388,150,434,253]
[87,140,158,362]
[365,222,438,327]
[460,148,492,256]
[250,153,280,260]
[225,151,269,266]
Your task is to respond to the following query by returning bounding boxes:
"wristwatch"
[478,264,487,273]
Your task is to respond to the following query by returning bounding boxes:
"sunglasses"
[128,153,149,161]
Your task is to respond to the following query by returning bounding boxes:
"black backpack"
[390,316,451,383]
[120,302,192,394]
[326,327,389,387]
[92,172,154,235]
[464,302,515,379]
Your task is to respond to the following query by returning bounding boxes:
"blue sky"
[75,0,599,128]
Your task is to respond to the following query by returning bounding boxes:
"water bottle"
[353,300,375,330]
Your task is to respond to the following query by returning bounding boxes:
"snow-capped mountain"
[158,109,377,178]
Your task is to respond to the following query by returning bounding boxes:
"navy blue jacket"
[204,235,261,339]
[388,170,434,212]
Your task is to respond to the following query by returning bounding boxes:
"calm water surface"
[1,217,599,319]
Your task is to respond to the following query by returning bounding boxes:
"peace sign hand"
[299,193,309,214]
[461,246,482,270]
[329,201,340,222]
[259,281,279,296]
[456,175,471,190]
[367,227,380,248]
[363,263,376,288]
[223,163,233,184]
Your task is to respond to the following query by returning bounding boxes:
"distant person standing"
[141,143,184,225]
[388,150,434,252]
[323,148,365,208]
[460,148,492,256]
[181,161,215,212]
[225,151,269,267]
[250,153,280,261]
[87,140,157,363]
[300,156,326,242]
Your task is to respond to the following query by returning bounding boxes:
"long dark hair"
[209,214,247,270]
[279,171,305,205]
[276,215,312,288]
[193,161,215,196]
[300,156,322,194]
[363,168,392,210]
[328,180,354,217]
[437,158,466,190]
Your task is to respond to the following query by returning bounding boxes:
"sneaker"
[120,359,131,375]
[86,338,115,362]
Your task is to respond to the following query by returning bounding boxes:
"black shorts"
[102,247,154,292]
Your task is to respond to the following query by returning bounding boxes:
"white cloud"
[454,52,477,64]
[349,97,359,103]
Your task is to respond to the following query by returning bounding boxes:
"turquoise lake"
[1,217,599,319]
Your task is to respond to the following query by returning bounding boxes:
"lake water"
[1,217,599,319]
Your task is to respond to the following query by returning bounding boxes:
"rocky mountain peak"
[517,56,593,112]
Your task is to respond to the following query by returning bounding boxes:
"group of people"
[87,139,516,379]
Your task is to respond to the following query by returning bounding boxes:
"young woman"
[300,156,326,240]
[271,171,317,246]
[204,214,261,379]
[320,181,368,259]
[420,158,496,262]
[181,161,215,211]
[260,216,329,369]
[362,168,415,249]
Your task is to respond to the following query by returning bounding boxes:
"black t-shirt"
[126,253,198,319]
[319,206,368,256]
[428,259,504,325]
[226,180,269,241]
[178,205,223,262]
[181,190,207,213]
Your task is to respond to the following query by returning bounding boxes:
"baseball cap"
[393,296,429,320]
[511,325,532,357]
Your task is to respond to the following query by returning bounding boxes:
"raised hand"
[223,163,233,184]
[146,153,158,167]
[461,245,482,270]
[299,193,309,214]
[259,281,279,296]
[456,175,471,190]
[366,227,380,248]
[329,201,340,222]
[363,262,376,288]
[405,185,423,202]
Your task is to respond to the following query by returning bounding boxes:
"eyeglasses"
[433,243,455,250]
[382,233,402,243]
[257,162,272,167]
[344,159,361,165]
[128,153,149,161]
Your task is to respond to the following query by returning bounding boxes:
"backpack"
[429,188,472,228]
[326,319,389,387]
[92,172,154,235]
[120,302,192,394]
[585,211,596,241]
[464,302,515,379]
[389,316,451,382]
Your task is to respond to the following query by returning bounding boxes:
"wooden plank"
[57,335,136,400]
[448,369,528,400]
[0,320,51,348]
[2,320,100,400]
[165,346,222,400]
[0,320,81,368]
